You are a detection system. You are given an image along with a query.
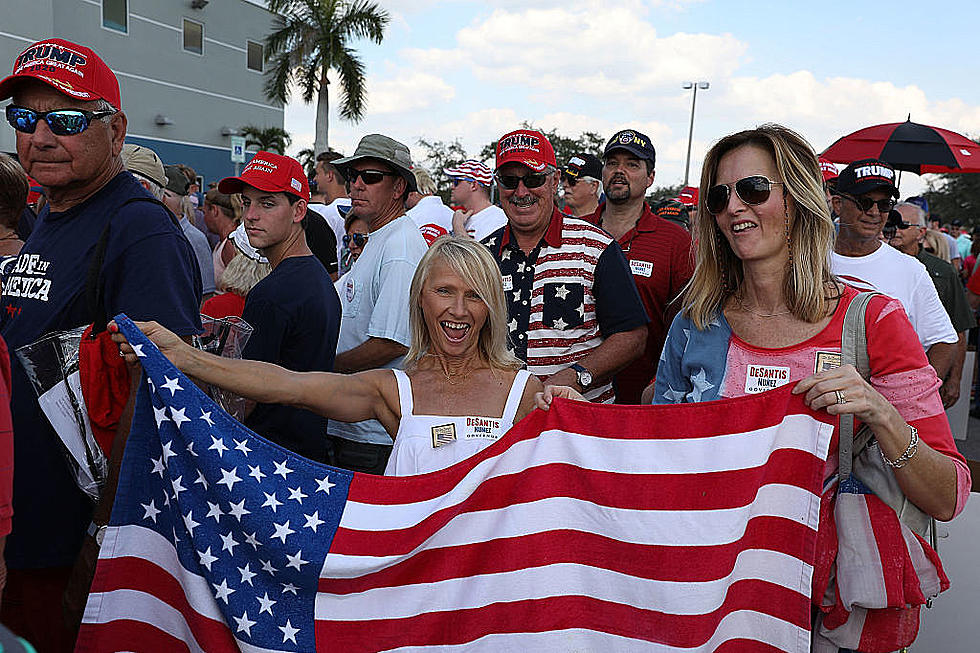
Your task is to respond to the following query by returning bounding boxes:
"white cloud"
[366,72,456,114]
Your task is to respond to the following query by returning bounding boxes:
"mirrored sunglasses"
[5,105,115,136]
[343,233,369,248]
[706,175,784,215]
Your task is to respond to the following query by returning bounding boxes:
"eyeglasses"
[706,175,784,215]
[494,171,551,190]
[882,220,916,240]
[5,105,116,136]
[561,175,582,187]
[345,169,397,186]
[343,233,369,248]
[836,193,895,215]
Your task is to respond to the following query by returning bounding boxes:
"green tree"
[416,137,470,203]
[265,0,389,154]
[922,141,980,228]
[239,125,292,154]
[296,147,316,175]
[645,184,683,205]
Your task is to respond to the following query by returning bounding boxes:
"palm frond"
[335,47,366,121]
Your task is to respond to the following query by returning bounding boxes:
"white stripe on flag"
[316,550,812,619]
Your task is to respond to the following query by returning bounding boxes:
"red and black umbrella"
[822,119,980,174]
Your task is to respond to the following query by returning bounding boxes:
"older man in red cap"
[217,151,340,462]
[0,39,202,648]
[482,129,648,403]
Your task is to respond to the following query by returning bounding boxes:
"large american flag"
[76,316,834,652]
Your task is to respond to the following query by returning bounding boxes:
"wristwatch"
[571,363,593,389]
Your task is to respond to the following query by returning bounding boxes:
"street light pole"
[682,81,709,186]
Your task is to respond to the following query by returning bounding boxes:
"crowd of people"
[0,36,975,652]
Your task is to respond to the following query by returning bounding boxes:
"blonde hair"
[685,123,838,329]
[217,253,271,296]
[412,167,438,196]
[923,230,951,262]
[404,236,522,371]
[205,188,243,224]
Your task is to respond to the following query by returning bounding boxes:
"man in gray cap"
[327,134,428,473]
[161,164,217,299]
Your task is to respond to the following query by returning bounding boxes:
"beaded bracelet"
[880,424,919,468]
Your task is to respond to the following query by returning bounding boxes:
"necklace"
[735,295,792,318]
[425,353,475,385]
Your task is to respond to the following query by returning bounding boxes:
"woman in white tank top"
[115,236,543,475]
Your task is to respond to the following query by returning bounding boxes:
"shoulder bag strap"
[838,291,877,481]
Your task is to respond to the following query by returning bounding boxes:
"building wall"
[1,0,284,185]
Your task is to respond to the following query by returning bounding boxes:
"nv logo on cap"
[854,164,894,180]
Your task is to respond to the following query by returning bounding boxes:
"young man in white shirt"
[444,159,507,242]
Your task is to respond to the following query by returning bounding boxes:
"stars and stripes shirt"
[483,209,648,402]
[77,315,838,652]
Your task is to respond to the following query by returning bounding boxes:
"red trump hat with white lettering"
[218,151,311,201]
[495,129,557,172]
[0,38,121,108]
[818,156,839,183]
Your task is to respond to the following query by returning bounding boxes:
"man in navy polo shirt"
[583,129,694,404]
[217,152,340,462]
[482,128,648,403]
[0,38,202,648]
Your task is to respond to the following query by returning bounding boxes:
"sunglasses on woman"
[345,169,398,186]
[706,175,784,215]
[494,171,550,190]
[6,105,116,136]
[836,193,896,215]
[343,233,369,248]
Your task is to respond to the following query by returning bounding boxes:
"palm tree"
[265,0,389,155]
[239,125,292,154]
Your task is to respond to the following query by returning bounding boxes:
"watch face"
[579,370,593,387]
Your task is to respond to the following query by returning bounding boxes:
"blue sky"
[284,0,980,197]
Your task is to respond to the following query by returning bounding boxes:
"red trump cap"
[495,129,557,172]
[0,38,121,108]
[218,151,310,201]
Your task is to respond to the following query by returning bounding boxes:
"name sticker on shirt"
[814,351,841,373]
[431,423,457,448]
[630,259,654,277]
[744,364,791,394]
[465,416,502,440]
[502,275,513,291]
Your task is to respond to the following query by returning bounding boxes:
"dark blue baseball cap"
[603,129,656,167]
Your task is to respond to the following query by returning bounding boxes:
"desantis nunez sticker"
[744,364,791,394]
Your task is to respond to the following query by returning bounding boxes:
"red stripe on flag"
[75,618,194,653]
[315,582,811,651]
[320,517,816,594]
[82,556,239,652]
[330,450,822,556]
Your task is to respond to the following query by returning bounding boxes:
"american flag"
[77,316,834,652]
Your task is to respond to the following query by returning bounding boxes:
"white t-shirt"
[308,198,351,265]
[328,214,428,444]
[463,204,508,242]
[830,244,958,350]
[407,195,453,234]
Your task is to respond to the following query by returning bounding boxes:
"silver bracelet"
[880,424,918,468]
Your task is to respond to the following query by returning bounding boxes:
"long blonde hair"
[685,124,838,329]
[404,235,522,371]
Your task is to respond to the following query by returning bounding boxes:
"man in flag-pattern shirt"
[483,129,648,403]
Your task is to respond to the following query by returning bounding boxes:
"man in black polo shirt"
[482,128,647,403]
[582,129,693,404]
[217,151,341,461]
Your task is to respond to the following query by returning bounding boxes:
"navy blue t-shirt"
[241,255,340,462]
[1,171,203,568]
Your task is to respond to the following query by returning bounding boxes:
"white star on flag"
[205,501,223,522]
[197,546,218,571]
[262,492,282,513]
[279,619,299,644]
[554,284,570,299]
[141,500,160,522]
[303,511,325,533]
[199,409,215,427]
[208,435,228,457]
[271,520,295,544]
[285,549,308,571]
[315,475,335,494]
[131,343,145,357]
[161,376,183,396]
[212,578,235,603]
[238,563,256,586]
[248,464,266,482]
[227,499,250,521]
[273,460,293,480]
[219,531,239,555]
[287,486,307,504]
[170,406,190,428]
[257,591,277,615]
[234,611,256,636]
[217,467,242,491]
[233,439,252,456]
[153,405,169,427]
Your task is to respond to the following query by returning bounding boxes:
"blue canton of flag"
[77,315,353,652]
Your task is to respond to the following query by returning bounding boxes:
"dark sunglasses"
[495,171,550,190]
[837,192,896,215]
[343,233,369,248]
[5,105,116,136]
[706,175,784,215]
[561,175,582,187]
[882,219,915,239]
[345,169,398,186]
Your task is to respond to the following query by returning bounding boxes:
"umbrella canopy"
[822,119,980,174]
